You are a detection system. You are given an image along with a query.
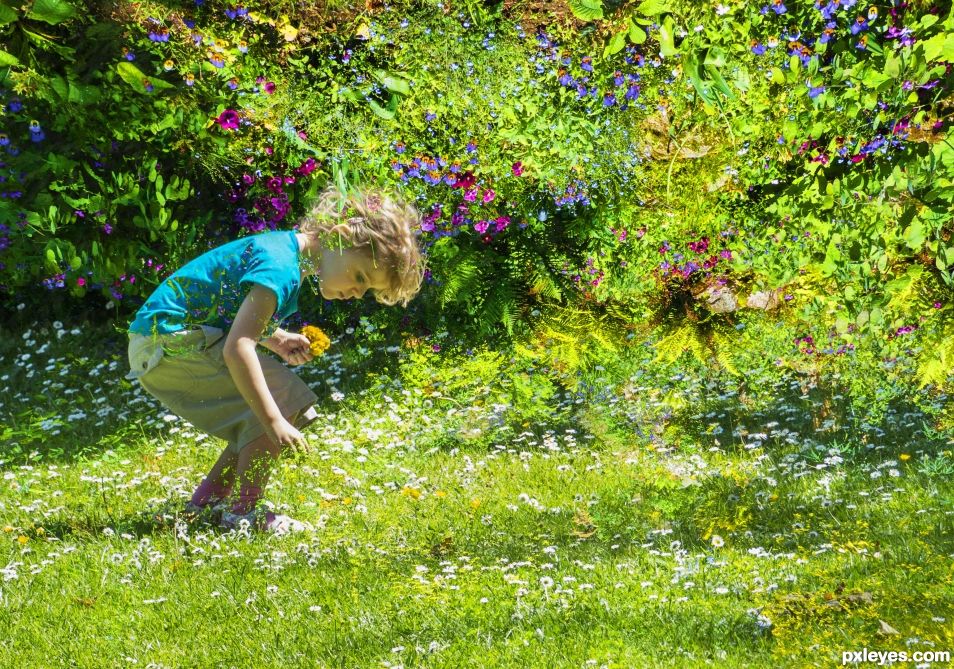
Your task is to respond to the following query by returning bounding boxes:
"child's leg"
[190,445,238,507]
[230,430,284,515]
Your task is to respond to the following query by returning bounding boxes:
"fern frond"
[916,316,954,390]
[653,322,695,365]
[439,251,480,308]
[710,328,743,376]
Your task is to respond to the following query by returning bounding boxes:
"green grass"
[0,319,952,668]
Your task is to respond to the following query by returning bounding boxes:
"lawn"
[0,317,952,668]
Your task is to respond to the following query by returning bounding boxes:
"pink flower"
[215,109,240,130]
[474,219,490,234]
[511,161,523,176]
[482,188,496,204]
[464,188,477,202]
[264,81,276,94]
[265,146,274,156]
[76,277,86,287]
[493,215,510,232]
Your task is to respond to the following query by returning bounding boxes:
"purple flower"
[216,109,240,130]
[474,219,489,234]
[808,84,825,99]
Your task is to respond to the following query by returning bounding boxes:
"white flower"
[52,321,63,330]
[711,535,725,548]
[540,576,554,589]
[715,3,731,15]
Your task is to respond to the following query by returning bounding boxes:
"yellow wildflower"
[434,490,447,499]
[17,535,28,545]
[470,498,481,510]
[900,453,911,462]
[301,325,331,357]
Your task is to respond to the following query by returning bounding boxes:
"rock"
[878,620,900,635]
[640,107,712,160]
[746,289,783,311]
[701,285,738,313]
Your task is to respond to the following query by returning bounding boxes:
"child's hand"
[266,417,310,456]
[274,332,314,366]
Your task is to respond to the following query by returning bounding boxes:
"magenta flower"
[216,109,240,130]
[296,157,317,175]
[474,219,490,234]
[464,188,477,202]
[266,176,283,193]
[264,81,276,94]
[493,215,510,232]
[512,161,523,176]
[482,188,496,203]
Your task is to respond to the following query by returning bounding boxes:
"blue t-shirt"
[128,230,301,337]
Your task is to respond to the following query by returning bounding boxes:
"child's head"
[298,184,426,308]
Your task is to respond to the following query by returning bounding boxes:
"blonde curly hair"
[297,183,427,308]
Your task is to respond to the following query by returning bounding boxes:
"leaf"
[116,62,172,93]
[603,30,626,58]
[635,0,668,15]
[372,69,410,96]
[567,0,603,22]
[628,20,647,44]
[368,99,395,120]
[0,3,18,25]
[0,49,20,67]
[25,0,77,24]
[658,16,678,57]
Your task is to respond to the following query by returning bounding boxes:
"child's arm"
[223,284,285,429]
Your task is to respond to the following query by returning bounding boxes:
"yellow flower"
[900,453,911,462]
[163,59,175,71]
[2,525,13,533]
[470,498,481,510]
[401,486,421,500]
[434,490,447,499]
[301,325,331,357]
[17,535,28,545]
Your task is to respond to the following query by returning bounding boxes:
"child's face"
[317,244,388,301]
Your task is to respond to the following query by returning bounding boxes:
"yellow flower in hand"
[301,325,331,357]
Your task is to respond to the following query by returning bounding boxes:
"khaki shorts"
[126,325,319,454]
